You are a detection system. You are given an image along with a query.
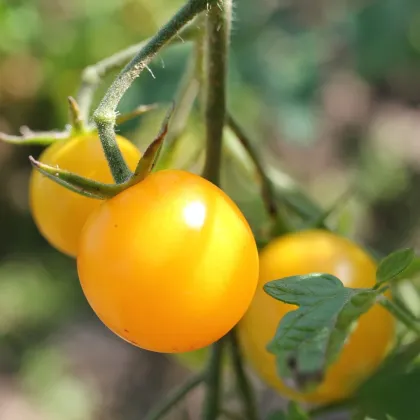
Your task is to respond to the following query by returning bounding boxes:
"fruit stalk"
[92,0,218,184]
[144,373,205,420]
[202,337,226,420]
[228,329,260,420]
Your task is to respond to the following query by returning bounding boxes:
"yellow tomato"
[77,169,259,353]
[238,229,395,404]
[30,134,140,258]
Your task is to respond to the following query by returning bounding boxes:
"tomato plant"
[30,133,141,257]
[238,229,395,404]
[2,0,420,419]
[77,169,259,353]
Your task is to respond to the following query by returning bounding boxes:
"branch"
[226,113,278,221]
[202,1,230,186]
[0,127,69,146]
[202,339,226,420]
[154,50,200,171]
[92,0,216,184]
[144,373,205,420]
[201,2,232,418]
[76,23,199,120]
[228,329,259,420]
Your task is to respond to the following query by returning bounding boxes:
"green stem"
[202,339,225,420]
[194,17,206,114]
[92,0,216,184]
[76,23,198,121]
[379,297,420,335]
[144,373,205,420]
[154,50,199,171]
[226,113,278,222]
[228,329,259,420]
[201,5,231,417]
[202,1,231,186]
[0,128,69,146]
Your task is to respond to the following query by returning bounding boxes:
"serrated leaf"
[376,248,415,285]
[264,274,377,391]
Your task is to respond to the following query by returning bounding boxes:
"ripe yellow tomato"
[30,134,141,258]
[238,229,395,404]
[77,169,259,353]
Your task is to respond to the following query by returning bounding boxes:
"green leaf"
[264,274,377,391]
[376,248,415,286]
[393,256,420,280]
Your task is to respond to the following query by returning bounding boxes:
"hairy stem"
[68,96,85,134]
[379,296,420,335]
[228,329,259,420]
[202,339,225,420]
[92,0,217,183]
[0,128,69,146]
[202,1,231,186]
[154,50,200,171]
[144,373,205,420]
[76,24,198,120]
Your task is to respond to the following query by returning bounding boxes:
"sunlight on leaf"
[264,274,377,391]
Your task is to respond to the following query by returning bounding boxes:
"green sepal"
[29,156,123,200]
[127,102,174,185]
[68,96,85,135]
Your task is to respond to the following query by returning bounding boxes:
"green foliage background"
[1,0,420,419]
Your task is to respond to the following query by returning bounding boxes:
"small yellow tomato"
[238,229,395,404]
[30,134,141,258]
[77,169,259,353]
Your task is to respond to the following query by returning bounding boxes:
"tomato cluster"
[30,133,259,353]
[28,133,394,403]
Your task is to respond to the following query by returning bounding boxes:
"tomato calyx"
[28,103,174,200]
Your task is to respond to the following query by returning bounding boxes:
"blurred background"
[1,0,420,419]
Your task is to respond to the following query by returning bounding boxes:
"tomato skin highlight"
[77,169,259,353]
[29,134,141,258]
[237,229,395,404]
